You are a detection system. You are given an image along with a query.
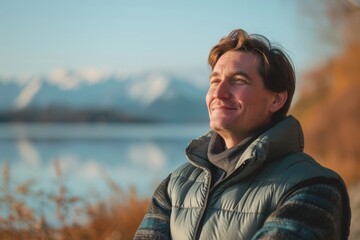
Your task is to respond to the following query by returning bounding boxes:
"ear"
[269,91,287,113]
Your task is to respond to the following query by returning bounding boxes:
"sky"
[0,0,331,82]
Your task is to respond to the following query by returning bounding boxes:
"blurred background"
[0,0,359,239]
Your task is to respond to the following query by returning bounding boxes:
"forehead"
[213,51,260,73]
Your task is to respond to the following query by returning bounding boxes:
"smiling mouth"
[211,106,237,111]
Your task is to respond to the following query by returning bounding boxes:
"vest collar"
[186,115,304,176]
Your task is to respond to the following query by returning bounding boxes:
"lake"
[0,123,209,199]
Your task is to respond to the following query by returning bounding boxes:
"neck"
[218,131,247,149]
[217,120,279,149]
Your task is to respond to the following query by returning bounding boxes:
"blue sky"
[0,1,329,80]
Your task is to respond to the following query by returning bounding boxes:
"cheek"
[205,89,213,107]
[250,94,273,115]
[234,89,250,104]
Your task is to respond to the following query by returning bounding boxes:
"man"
[134,29,351,240]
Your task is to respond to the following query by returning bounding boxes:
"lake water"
[0,123,209,199]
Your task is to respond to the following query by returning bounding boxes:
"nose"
[213,80,231,99]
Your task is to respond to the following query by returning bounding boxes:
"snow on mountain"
[48,68,109,90]
[128,73,170,106]
[15,78,42,109]
[0,71,209,122]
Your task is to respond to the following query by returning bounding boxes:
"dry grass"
[0,161,150,240]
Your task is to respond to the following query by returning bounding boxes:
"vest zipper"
[213,160,250,190]
[191,160,249,239]
[190,164,212,240]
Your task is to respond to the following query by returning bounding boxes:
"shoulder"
[167,162,208,200]
[170,162,205,181]
[263,152,342,183]
[254,151,347,206]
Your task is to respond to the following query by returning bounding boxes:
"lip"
[211,105,237,111]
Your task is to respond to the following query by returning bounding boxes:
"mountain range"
[0,71,209,122]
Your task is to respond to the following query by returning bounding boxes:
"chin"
[210,121,231,132]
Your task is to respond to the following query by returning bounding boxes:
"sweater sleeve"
[252,182,349,240]
[133,175,172,240]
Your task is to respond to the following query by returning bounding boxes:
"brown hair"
[208,29,295,121]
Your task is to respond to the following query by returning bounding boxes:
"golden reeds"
[0,161,149,240]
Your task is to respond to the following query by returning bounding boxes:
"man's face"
[206,51,277,144]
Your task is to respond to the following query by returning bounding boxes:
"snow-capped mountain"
[0,71,209,122]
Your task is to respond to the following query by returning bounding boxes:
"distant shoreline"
[0,107,208,123]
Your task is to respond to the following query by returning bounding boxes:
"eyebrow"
[209,71,251,81]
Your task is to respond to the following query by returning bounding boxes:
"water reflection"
[0,123,208,198]
[18,138,41,167]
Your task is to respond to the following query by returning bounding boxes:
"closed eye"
[210,78,221,86]
[232,77,248,85]
[232,71,251,84]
